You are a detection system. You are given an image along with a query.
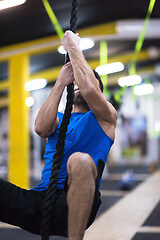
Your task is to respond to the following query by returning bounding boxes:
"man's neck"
[72,105,89,113]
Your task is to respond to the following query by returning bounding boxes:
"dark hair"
[93,70,104,93]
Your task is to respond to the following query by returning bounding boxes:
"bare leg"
[67,152,97,240]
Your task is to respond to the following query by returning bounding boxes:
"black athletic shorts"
[0,176,101,237]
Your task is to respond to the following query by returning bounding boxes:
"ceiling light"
[58,46,67,54]
[79,38,95,50]
[58,38,95,54]
[25,79,47,91]
[118,25,143,32]
[118,75,142,87]
[96,62,124,75]
[133,83,154,96]
[25,97,34,108]
[0,0,26,11]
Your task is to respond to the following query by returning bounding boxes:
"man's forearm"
[68,47,99,94]
[68,44,117,126]
[34,81,65,138]
[35,62,74,137]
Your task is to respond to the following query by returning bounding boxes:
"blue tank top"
[32,111,114,191]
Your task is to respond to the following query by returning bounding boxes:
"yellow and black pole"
[7,0,64,189]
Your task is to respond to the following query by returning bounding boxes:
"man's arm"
[62,31,117,131]
[34,62,74,138]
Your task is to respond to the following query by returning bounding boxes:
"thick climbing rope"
[40,1,79,240]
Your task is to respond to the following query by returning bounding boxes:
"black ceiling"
[0,0,160,91]
[0,0,160,47]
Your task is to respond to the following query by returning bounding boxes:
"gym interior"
[0,0,160,239]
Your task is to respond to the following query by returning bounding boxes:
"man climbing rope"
[35,30,117,239]
[0,31,117,240]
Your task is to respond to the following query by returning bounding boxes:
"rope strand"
[40,1,79,239]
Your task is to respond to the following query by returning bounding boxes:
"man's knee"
[67,152,97,180]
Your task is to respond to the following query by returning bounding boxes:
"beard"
[73,91,90,110]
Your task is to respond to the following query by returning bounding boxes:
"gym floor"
[0,165,159,240]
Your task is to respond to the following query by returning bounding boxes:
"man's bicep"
[46,115,59,137]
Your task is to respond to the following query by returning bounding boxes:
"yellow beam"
[107,66,155,86]
[0,49,157,91]
[31,64,155,87]
[31,65,62,82]
[89,49,150,68]
[0,80,9,91]
[0,36,60,61]
[8,54,30,189]
[0,97,9,108]
[0,22,116,61]
[0,65,156,110]
[78,22,116,36]
[30,49,153,82]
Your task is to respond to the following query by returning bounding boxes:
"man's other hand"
[57,62,74,87]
